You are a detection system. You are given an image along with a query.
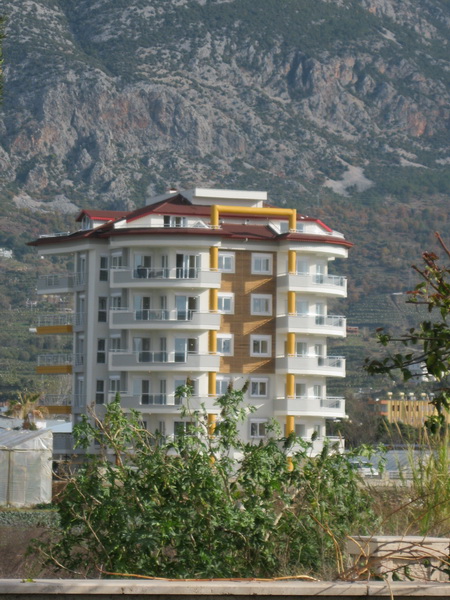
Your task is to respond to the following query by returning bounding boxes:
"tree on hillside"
[36,387,377,579]
[365,233,450,431]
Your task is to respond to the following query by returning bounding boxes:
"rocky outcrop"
[0,0,449,211]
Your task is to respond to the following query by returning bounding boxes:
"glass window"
[251,294,272,315]
[217,335,233,356]
[250,335,271,357]
[95,380,105,405]
[99,256,108,281]
[98,297,107,322]
[216,377,231,395]
[218,293,234,314]
[251,253,272,275]
[250,378,268,397]
[218,252,235,273]
[110,253,123,269]
[164,216,187,228]
[97,339,106,364]
[250,420,267,438]
[109,377,121,393]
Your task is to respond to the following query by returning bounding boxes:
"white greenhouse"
[0,429,52,507]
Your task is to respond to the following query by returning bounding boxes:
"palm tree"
[6,392,49,429]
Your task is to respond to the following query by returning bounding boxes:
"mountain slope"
[0,0,449,397]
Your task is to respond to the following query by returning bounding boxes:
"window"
[97,339,106,364]
[251,253,272,275]
[174,421,194,437]
[295,424,306,437]
[216,377,231,395]
[109,377,121,394]
[250,335,271,357]
[251,294,272,316]
[164,215,187,228]
[81,215,91,230]
[295,383,306,398]
[99,256,108,281]
[109,336,122,353]
[296,259,309,275]
[217,334,233,356]
[296,300,309,316]
[218,252,235,273]
[110,295,122,311]
[95,380,105,405]
[98,297,107,322]
[110,253,123,269]
[250,420,267,438]
[218,293,234,314]
[296,342,307,356]
[250,378,268,397]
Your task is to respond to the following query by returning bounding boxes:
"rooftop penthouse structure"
[30,188,351,454]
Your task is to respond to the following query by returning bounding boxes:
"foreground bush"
[38,388,377,579]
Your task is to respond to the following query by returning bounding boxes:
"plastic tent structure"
[0,429,52,507]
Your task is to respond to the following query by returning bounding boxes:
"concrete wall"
[1,580,450,600]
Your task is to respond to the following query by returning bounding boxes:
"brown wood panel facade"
[219,250,276,374]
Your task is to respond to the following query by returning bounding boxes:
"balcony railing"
[277,314,346,336]
[37,353,72,366]
[37,272,86,292]
[110,268,221,288]
[275,396,346,416]
[109,351,220,371]
[118,393,185,409]
[276,355,346,376]
[40,394,72,406]
[277,272,347,295]
[109,309,221,329]
[37,313,74,327]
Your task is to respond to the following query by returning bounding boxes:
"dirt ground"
[0,526,67,579]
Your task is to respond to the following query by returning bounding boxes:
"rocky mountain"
[0,0,449,396]
[1,0,449,210]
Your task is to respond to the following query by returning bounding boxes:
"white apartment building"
[30,188,351,454]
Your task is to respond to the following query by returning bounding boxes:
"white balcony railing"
[110,268,221,288]
[275,396,346,417]
[109,351,220,371]
[278,272,347,296]
[276,314,346,336]
[109,309,220,329]
[275,355,346,376]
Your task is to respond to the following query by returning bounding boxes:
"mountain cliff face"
[1,0,449,213]
[0,0,449,397]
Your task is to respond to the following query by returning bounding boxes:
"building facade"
[30,188,351,454]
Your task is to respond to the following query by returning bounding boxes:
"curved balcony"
[108,351,220,372]
[37,272,85,294]
[274,396,346,418]
[276,355,345,377]
[109,309,221,330]
[276,314,346,337]
[277,272,347,296]
[110,267,221,289]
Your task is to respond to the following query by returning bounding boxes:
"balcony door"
[176,254,198,279]
[175,295,197,320]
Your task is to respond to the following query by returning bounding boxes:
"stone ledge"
[0,580,450,598]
